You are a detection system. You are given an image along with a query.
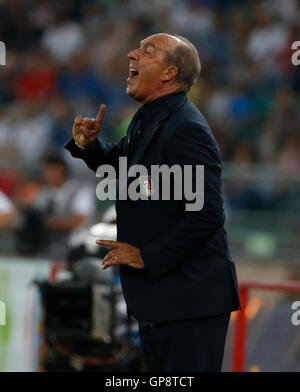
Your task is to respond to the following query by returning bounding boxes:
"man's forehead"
[140,34,182,50]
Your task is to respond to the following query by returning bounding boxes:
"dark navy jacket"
[65,92,241,322]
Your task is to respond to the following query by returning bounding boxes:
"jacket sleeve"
[65,137,128,173]
[140,121,225,279]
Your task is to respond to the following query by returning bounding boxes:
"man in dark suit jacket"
[65,33,241,371]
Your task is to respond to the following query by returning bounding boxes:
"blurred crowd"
[0,0,300,255]
[0,0,299,167]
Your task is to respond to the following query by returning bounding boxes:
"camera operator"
[30,153,95,259]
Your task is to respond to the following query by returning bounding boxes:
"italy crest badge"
[140,176,154,197]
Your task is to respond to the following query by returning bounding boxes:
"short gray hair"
[164,35,201,92]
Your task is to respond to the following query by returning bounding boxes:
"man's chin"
[126,88,133,97]
[126,84,144,102]
[126,86,137,98]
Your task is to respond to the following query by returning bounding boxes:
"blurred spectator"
[170,2,215,38]
[15,48,58,102]
[258,86,300,163]
[278,134,300,177]
[41,13,86,64]
[0,189,15,230]
[247,5,289,71]
[0,106,14,160]
[13,102,53,164]
[264,0,299,25]
[47,96,74,148]
[58,50,104,103]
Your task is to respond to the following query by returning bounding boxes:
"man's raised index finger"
[96,239,120,248]
[95,104,106,125]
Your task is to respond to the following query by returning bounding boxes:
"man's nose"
[127,48,139,60]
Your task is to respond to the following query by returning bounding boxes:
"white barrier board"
[0,257,51,372]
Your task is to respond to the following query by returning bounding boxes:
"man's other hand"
[73,104,106,148]
[97,240,145,270]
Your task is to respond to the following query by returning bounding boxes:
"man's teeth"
[129,68,138,78]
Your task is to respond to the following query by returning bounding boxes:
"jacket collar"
[137,91,187,122]
[128,92,187,169]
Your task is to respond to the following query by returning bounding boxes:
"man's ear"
[161,66,178,82]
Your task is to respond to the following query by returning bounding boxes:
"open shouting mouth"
[128,67,139,81]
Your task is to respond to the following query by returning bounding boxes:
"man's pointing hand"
[97,240,145,270]
[73,104,106,148]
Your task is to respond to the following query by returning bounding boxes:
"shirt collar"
[137,92,187,121]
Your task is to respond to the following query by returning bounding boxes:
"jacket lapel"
[128,95,187,168]
[128,113,168,168]
[124,112,140,157]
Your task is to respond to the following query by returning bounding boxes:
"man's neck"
[140,85,183,106]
